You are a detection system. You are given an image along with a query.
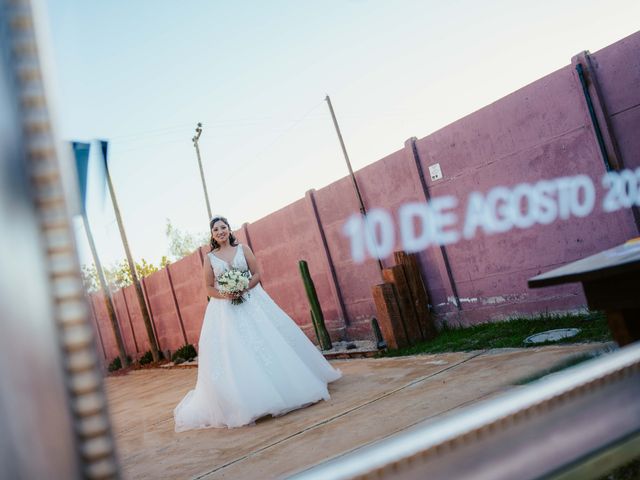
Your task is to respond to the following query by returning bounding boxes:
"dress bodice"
[208,245,249,277]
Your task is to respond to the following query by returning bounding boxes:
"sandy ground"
[105,344,604,479]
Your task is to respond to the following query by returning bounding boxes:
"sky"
[43,0,640,267]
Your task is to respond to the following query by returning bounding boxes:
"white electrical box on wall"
[429,163,443,181]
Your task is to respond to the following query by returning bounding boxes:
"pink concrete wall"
[111,289,138,355]
[88,296,108,365]
[166,253,208,346]
[91,31,640,361]
[246,198,342,339]
[122,284,152,354]
[411,61,636,324]
[315,151,427,338]
[89,293,119,362]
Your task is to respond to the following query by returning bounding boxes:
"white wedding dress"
[173,245,342,431]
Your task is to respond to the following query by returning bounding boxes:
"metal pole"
[575,63,612,172]
[325,95,367,216]
[192,122,213,221]
[102,143,161,362]
[81,213,130,366]
[325,95,384,272]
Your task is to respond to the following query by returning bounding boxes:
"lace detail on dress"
[209,333,224,381]
[235,310,276,371]
[208,245,249,277]
[232,245,249,271]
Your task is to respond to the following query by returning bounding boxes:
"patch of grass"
[380,311,611,357]
[599,457,640,480]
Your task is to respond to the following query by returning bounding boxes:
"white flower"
[217,268,251,304]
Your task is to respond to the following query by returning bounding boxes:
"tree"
[166,218,209,260]
[80,257,169,293]
[81,264,100,293]
[80,218,205,294]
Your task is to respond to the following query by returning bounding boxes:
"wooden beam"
[395,251,437,340]
[372,283,408,350]
[382,266,422,344]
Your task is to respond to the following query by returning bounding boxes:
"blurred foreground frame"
[292,344,640,480]
[0,0,118,479]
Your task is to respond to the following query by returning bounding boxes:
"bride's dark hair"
[209,216,238,251]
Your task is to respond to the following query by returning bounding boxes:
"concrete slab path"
[105,344,604,479]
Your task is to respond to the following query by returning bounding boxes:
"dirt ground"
[105,344,603,479]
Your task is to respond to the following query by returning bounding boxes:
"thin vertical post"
[192,122,213,222]
[101,141,160,361]
[405,137,462,311]
[81,212,130,365]
[325,95,384,272]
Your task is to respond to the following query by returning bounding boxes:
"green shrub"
[108,355,132,372]
[172,344,197,362]
[139,351,154,365]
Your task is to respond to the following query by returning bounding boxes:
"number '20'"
[602,168,640,212]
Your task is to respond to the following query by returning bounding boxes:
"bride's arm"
[242,245,261,289]
[203,258,229,299]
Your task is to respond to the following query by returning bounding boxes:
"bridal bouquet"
[217,268,251,305]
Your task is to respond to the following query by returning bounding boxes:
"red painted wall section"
[111,289,138,356]
[244,198,340,341]
[312,175,381,339]
[87,298,107,365]
[142,269,182,353]
[122,284,151,355]
[91,31,640,356]
[166,254,208,346]
[413,61,636,324]
[233,225,249,247]
[90,293,119,362]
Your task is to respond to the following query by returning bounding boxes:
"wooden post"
[101,141,160,361]
[370,318,387,349]
[382,266,423,344]
[395,251,437,340]
[192,122,213,222]
[371,283,408,350]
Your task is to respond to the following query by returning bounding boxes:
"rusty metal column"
[572,51,640,234]
[405,137,461,311]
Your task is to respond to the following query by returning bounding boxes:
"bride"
[174,216,342,431]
